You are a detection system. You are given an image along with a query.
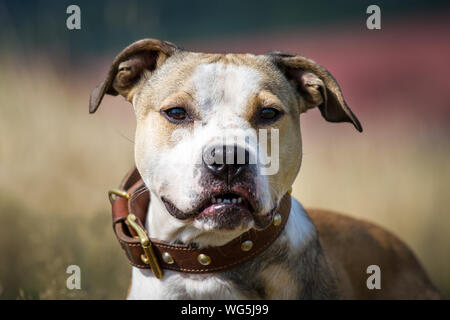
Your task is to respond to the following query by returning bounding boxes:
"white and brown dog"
[90,39,442,299]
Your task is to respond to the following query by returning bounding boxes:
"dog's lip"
[229,186,258,213]
[198,190,253,217]
[161,191,280,230]
[161,187,257,219]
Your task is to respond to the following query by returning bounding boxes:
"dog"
[90,38,442,299]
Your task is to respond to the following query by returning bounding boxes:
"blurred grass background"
[0,0,449,299]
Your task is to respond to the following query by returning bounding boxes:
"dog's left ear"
[269,52,362,132]
[89,38,179,113]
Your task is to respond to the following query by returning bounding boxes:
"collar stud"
[162,252,174,264]
[198,254,212,266]
[241,240,253,252]
[273,212,282,226]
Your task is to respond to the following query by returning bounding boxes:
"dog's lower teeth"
[212,196,243,205]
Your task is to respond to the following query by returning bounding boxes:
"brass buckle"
[108,189,130,204]
[126,213,163,279]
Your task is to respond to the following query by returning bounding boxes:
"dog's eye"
[259,107,281,122]
[164,107,187,121]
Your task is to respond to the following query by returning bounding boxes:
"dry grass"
[0,58,449,299]
[0,58,134,299]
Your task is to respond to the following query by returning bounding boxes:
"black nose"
[203,144,251,182]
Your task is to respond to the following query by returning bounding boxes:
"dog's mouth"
[161,187,273,230]
[197,190,254,217]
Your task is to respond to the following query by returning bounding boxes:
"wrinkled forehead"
[135,52,296,114]
[191,62,262,114]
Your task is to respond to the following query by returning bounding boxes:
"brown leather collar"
[109,166,291,279]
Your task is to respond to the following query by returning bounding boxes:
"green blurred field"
[0,58,449,299]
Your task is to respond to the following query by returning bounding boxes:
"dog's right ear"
[89,38,179,113]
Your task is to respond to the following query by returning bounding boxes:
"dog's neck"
[145,190,252,248]
[130,196,340,299]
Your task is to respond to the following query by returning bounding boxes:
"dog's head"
[90,39,361,243]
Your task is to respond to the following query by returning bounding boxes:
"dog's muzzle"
[108,166,291,279]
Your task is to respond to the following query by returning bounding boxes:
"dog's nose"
[203,144,250,182]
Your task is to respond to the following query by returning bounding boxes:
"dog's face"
[90,39,361,240]
[134,53,302,232]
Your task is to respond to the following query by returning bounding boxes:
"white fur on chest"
[127,197,315,299]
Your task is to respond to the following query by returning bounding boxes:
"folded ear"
[269,52,362,132]
[89,38,179,113]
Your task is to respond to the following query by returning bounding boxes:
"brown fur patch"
[308,208,443,299]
